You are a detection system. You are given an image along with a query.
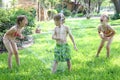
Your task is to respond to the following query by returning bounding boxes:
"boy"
[96,14,115,58]
[52,13,77,73]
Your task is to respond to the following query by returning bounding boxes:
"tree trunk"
[88,0,91,13]
[37,2,40,21]
[112,0,120,14]
[97,1,102,13]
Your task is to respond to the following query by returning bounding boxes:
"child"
[96,14,115,58]
[52,13,77,73]
[3,15,28,69]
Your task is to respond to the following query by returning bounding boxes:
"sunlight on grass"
[110,57,120,67]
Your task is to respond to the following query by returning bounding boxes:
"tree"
[111,0,120,14]
[0,0,2,7]
[97,0,102,13]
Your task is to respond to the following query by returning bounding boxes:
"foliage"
[0,9,12,51]
[63,9,71,17]
[74,13,84,17]
[47,9,58,20]
[0,9,11,33]
[111,13,120,20]
[0,18,120,79]
[55,4,62,13]
[38,0,60,8]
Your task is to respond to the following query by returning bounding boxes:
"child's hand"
[20,35,24,39]
[74,45,78,51]
[102,35,110,40]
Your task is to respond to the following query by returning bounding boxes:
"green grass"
[0,18,120,80]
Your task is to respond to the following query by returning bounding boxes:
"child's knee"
[8,53,12,58]
[106,45,110,49]
[99,45,103,48]
[14,51,18,55]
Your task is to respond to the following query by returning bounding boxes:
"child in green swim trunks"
[52,13,77,73]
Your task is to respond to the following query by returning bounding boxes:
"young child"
[96,14,115,58]
[3,15,28,69]
[52,13,77,73]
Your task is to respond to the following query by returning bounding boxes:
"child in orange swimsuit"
[96,14,115,58]
[3,15,28,69]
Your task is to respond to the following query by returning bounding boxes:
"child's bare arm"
[106,26,115,37]
[67,27,77,50]
[18,29,24,39]
[98,26,104,39]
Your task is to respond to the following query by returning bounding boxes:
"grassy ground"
[0,18,120,80]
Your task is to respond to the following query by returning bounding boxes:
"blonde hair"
[54,13,65,23]
[101,14,109,21]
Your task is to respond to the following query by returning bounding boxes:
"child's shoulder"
[107,24,111,27]
[9,25,16,31]
[54,26,58,30]
[98,24,102,29]
[64,25,69,29]
[107,24,114,30]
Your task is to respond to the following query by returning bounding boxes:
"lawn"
[0,18,120,80]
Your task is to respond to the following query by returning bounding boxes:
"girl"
[96,14,115,58]
[3,15,28,69]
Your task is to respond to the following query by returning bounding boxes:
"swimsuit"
[54,43,71,62]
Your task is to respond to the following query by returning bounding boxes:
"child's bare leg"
[96,40,105,57]
[106,39,112,58]
[3,39,13,69]
[15,53,20,66]
[14,51,20,66]
[12,42,20,66]
[8,53,13,69]
[67,60,71,71]
[52,61,58,73]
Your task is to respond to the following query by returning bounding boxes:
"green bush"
[111,13,120,20]
[63,9,71,17]
[74,13,84,17]
[0,9,11,33]
[47,9,58,20]
[0,9,12,51]
[55,4,62,13]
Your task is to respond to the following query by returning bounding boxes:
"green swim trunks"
[54,43,71,62]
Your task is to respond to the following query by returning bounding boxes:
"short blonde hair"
[101,14,109,20]
[54,13,65,22]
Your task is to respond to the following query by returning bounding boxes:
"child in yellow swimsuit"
[96,14,115,58]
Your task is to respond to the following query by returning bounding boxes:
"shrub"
[111,13,120,20]
[0,9,11,33]
[0,9,12,51]
[63,9,71,17]
[47,9,58,20]
[55,4,62,13]
[74,13,84,17]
